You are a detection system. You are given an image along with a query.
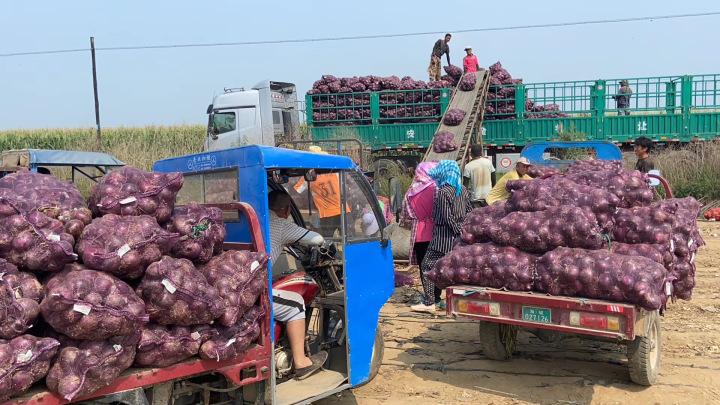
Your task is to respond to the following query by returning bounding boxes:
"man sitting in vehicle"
[486,157,532,205]
[268,190,328,379]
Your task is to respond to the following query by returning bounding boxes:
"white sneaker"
[410,303,437,314]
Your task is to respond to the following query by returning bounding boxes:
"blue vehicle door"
[340,170,394,386]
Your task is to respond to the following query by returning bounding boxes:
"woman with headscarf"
[411,160,473,313]
[403,162,438,270]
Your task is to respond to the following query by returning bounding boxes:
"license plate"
[522,306,552,324]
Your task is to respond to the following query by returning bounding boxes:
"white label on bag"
[191,332,201,340]
[670,239,675,252]
[224,338,236,348]
[47,234,61,242]
[117,244,131,257]
[250,261,260,272]
[73,303,91,315]
[14,289,21,299]
[691,253,696,263]
[689,238,694,248]
[119,196,137,205]
[161,279,177,294]
[113,344,122,352]
[16,350,33,363]
[665,282,673,296]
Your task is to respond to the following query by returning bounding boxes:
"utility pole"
[90,37,102,150]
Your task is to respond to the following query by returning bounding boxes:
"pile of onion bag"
[0,165,269,401]
[430,159,702,309]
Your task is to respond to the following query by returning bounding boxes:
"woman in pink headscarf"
[403,162,438,269]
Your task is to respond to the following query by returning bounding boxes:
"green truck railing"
[308,74,720,150]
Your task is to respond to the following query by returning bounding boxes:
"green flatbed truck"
[307,73,720,166]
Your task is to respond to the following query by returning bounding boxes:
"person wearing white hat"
[486,157,533,205]
[463,46,480,73]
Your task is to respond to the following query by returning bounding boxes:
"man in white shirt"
[268,190,327,379]
[463,144,495,207]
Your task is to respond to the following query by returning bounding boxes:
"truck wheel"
[627,312,661,386]
[479,322,516,361]
[355,325,385,387]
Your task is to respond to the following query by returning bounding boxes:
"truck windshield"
[210,111,236,134]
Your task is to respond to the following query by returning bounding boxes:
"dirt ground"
[319,221,720,405]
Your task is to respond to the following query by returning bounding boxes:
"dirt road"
[320,222,720,405]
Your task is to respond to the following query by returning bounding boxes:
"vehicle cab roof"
[153,145,356,172]
[0,149,125,167]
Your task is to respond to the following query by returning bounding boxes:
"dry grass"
[653,141,720,201]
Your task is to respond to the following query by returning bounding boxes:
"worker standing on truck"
[614,80,633,116]
[464,144,495,207]
[462,46,480,73]
[428,33,452,81]
[267,191,329,379]
[412,160,472,313]
[634,136,655,173]
[486,157,532,205]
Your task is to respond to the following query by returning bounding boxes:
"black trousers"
[418,244,443,306]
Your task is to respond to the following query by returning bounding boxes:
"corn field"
[0,125,206,170]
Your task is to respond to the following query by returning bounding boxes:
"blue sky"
[1,1,718,129]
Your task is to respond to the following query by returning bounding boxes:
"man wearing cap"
[486,157,533,205]
[614,80,633,116]
[429,33,452,81]
[463,46,480,73]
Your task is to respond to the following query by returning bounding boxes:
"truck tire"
[355,325,384,387]
[479,322,516,361]
[627,311,661,386]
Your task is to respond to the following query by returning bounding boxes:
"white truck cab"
[206,80,299,150]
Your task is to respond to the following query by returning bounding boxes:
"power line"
[2,11,719,58]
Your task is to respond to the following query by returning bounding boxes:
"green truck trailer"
[307,73,720,166]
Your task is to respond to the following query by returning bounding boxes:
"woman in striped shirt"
[411,160,473,313]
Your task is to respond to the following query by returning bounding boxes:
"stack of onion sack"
[0,335,60,401]
[427,243,537,290]
[611,197,704,299]
[0,209,77,272]
[199,250,268,326]
[88,167,183,223]
[165,203,226,264]
[535,248,668,310]
[464,205,605,253]
[485,62,567,120]
[438,158,702,307]
[307,74,450,126]
[38,265,148,400]
[431,131,458,153]
[506,177,621,230]
[0,259,44,339]
[45,333,139,401]
[0,170,93,239]
[76,214,179,280]
[443,108,466,126]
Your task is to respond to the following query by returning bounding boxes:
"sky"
[1,0,719,129]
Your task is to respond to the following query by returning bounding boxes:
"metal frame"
[446,287,637,340]
[277,138,366,169]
